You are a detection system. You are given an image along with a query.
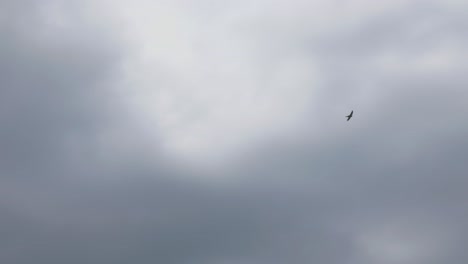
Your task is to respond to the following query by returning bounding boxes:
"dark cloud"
[1,0,468,264]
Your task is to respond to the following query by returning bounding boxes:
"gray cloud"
[1,0,468,263]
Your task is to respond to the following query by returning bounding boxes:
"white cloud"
[75,0,468,171]
[99,0,322,166]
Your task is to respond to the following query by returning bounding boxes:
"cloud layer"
[1,0,468,263]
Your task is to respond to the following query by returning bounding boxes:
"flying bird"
[346,110,353,121]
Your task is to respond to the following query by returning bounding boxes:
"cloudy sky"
[1,0,468,263]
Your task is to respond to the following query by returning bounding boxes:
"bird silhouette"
[346,110,353,121]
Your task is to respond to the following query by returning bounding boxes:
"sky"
[1,0,468,263]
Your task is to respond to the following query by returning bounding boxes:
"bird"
[346,110,353,121]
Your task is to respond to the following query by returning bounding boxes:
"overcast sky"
[1,0,468,263]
